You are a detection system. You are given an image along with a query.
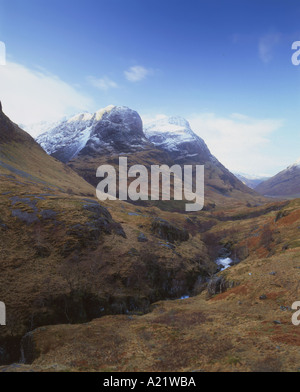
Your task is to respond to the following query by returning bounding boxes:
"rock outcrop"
[37,106,151,162]
[151,218,189,243]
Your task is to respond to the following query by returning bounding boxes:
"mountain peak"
[36,105,148,162]
[288,158,300,169]
[85,105,146,154]
[160,115,191,129]
[144,115,192,135]
[144,115,212,164]
[95,105,115,121]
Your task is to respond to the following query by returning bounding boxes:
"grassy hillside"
[3,198,300,372]
[0,107,217,364]
[1,106,299,372]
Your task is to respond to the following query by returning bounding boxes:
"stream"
[179,256,234,300]
[215,257,234,271]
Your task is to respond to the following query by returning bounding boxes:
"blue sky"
[0,0,300,175]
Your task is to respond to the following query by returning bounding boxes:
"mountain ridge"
[255,158,300,197]
[36,105,263,209]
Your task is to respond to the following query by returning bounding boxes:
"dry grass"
[1,113,300,371]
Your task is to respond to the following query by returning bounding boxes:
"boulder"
[151,218,189,243]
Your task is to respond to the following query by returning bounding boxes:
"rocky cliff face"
[79,106,150,156]
[35,105,262,207]
[143,115,257,201]
[37,106,151,162]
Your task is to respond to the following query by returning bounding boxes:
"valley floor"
[2,247,300,372]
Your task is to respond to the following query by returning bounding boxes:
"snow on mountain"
[144,116,201,150]
[81,105,149,155]
[32,105,257,201]
[143,115,256,196]
[36,106,115,162]
[35,109,221,166]
[143,116,212,164]
[36,105,150,162]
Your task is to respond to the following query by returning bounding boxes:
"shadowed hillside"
[255,160,300,198]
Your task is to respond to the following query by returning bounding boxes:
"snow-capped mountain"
[144,116,211,164]
[36,105,150,162]
[143,116,254,191]
[37,111,213,164]
[255,158,300,197]
[34,105,259,205]
[80,105,149,157]
[144,116,197,149]
[36,106,113,162]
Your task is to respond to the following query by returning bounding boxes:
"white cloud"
[188,113,284,176]
[0,62,93,134]
[142,111,283,175]
[258,33,281,63]
[141,113,168,124]
[87,75,118,91]
[124,65,151,82]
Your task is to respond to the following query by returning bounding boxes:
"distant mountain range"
[234,173,270,189]
[36,105,263,209]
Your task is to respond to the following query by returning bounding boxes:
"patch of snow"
[71,126,93,157]
[35,105,145,160]
[144,116,205,152]
[67,112,94,123]
[95,105,115,121]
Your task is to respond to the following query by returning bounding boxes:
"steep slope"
[0,103,98,196]
[0,102,126,362]
[37,105,151,162]
[67,106,169,189]
[10,198,300,372]
[36,108,264,209]
[0,103,218,364]
[1,102,298,371]
[144,116,263,208]
[144,116,212,164]
[255,159,300,197]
